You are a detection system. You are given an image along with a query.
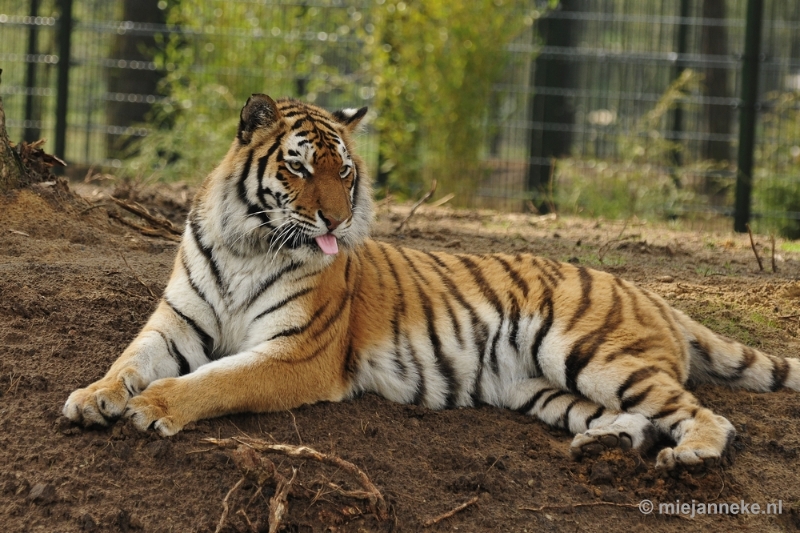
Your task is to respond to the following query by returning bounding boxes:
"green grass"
[780,241,800,253]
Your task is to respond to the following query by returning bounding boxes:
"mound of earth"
[1,181,799,532]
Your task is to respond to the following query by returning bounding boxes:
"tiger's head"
[199,94,372,261]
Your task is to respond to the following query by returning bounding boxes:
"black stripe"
[188,216,225,295]
[515,387,556,414]
[530,292,553,377]
[267,300,330,340]
[420,251,489,401]
[565,267,593,330]
[540,390,569,409]
[343,343,359,378]
[653,405,681,420]
[455,255,504,316]
[253,287,313,322]
[169,340,191,376]
[245,261,304,310]
[770,356,790,391]
[376,243,421,400]
[564,283,624,393]
[585,406,605,428]
[398,248,457,408]
[617,367,658,399]
[604,335,658,364]
[492,255,529,298]
[614,277,649,327]
[620,384,654,411]
[531,257,560,288]
[561,398,582,429]
[508,292,522,354]
[180,248,222,330]
[455,254,505,383]
[164,298,214,359]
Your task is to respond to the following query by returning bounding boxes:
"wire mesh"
[0,0,798,230]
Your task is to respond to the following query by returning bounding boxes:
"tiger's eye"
[339,165,351,178]
[289,161,303,171]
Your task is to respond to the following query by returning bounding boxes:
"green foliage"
[366,0,535,198]
[554,70,702,220]
[121,0,536,192]
[753,91,800,239]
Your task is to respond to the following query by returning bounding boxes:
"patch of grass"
[780,241,800,253]
[749,311,781,330]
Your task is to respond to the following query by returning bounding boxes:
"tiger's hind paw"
[570,413,658,460]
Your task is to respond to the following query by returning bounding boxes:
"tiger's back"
[64,95,800,470]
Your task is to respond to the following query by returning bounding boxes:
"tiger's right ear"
[238,94,281,145]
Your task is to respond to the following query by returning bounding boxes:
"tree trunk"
[0,85,24,193]
[526,0,579,212]
[105,0,165,159]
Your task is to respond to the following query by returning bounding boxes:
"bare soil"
[1,181,799,533]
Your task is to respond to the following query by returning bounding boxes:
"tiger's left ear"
[238,94,281,145]
[332,107,368,132]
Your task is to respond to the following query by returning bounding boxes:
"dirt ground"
[1,179,799,533]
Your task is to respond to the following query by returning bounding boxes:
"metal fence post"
[54,0,73,163]
[734,0,764,233]
[24,0,41,143]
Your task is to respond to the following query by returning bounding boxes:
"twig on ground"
[215,476,245,533]
[119,253,157,299]
[288,410,303,445]
[746,224,764,271]
[108,211,181,242]
[268,468,296,533]
[395,179,437,233]
[521,501,641,513]
[597,219,637,263]
[78,202,108,215]
[8,229,30,237]
[237,509,256,533]
[429,192,455,208]
[423,496,479,527]
[205,437,388,521]
[109,196,181,236]
[770,233,777,273]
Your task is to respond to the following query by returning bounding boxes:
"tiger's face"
[209,95,372,260]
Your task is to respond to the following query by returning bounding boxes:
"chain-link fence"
[1,0,799,234]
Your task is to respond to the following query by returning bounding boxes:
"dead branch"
[395,179,437,233]
[205,437,388,521]
[269,468,296,533]
[109,196,181,236]
[770,233,777,273]
[423,496,479,527]
[215,477,245,533]
[119,253,157,300]
[520,501,640,513]
[429,192,455,208]
[746,224,764,271]
[108,211,182,242]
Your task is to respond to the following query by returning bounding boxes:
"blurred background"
[1,0,799,236]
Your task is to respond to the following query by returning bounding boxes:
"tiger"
[64,94,800,470]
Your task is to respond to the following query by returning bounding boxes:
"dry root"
[205,436,389,528]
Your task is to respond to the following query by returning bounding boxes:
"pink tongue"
[315,234,339,255]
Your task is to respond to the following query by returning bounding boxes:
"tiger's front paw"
[63,371,142,427]
[124,378,187,436]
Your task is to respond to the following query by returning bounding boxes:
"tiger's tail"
[673,309,800,392]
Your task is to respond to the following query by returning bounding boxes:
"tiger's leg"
[123,340,348,436]
[63,300,210,427]
[571,361,735,470]
[510,378,659,458]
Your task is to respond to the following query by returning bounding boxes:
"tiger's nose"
[319,212,342,231]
